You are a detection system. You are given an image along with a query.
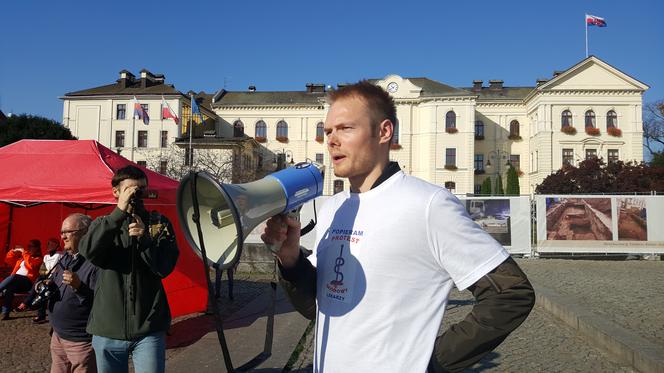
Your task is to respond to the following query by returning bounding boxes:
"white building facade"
[62,56,648,195]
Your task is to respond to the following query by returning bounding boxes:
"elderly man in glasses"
[47,213,99,373]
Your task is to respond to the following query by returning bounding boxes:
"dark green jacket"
[79,207,179,340]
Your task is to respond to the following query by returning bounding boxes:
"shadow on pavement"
[464,351,501,372]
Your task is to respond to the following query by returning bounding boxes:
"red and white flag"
[161,97,179,124]
[586,14,607,27]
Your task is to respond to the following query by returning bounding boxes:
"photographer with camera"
[1,239,43,320]
[79,165,178,373]
[48,213,98,373]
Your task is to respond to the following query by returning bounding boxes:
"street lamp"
[273,149,294,171]
[485,149,511,177]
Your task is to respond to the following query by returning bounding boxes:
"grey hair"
[67,213,93,231]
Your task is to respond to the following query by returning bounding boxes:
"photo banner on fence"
[536,195,664,254]
[458,196,531,255]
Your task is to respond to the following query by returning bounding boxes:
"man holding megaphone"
[262,81,535,373]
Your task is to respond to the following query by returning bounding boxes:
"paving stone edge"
[532,281,664,373]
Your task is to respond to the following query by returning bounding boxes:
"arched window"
[606,110,617,129]
[276,120,288,141]
[316,122,324,141]
[333,180,344,194]
[585,110,596,128]
[255,120,267,141]
[445,111,456,129]
[561,110,572,128]
[233,120,244,137]
[509,120,520,138]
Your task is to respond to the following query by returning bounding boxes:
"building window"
[315,153,324,164]
[255,120,267,141]
[233,120,244,137]
[444,181,456,193]
[316,122,324,141]
[116,104,126,120]
[509,154,521,171]
[115,130,125,148]
[474,154,484,172]
[140,104,149,116]
[160,131,168,148]
[276,120,288,141]
[561,110,572,128]
[607,110,618,129]
[585,149,597,159]
[509,120,520,138]
[445,148,456,167]
[585,110,596,128]
[474,184,482,195]
[333,180,344,194]
[159,160,168,174]
[475,120,484,139]
[562,148,574,166]
[445,111,456,129]
[608,149,619,163]
[137,131,148,148]
[137,161,147,167]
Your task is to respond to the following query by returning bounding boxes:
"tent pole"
[4,204,13,253]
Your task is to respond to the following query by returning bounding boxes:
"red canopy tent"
[0,139,207,317]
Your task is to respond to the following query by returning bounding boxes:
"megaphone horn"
[176,161,324,270]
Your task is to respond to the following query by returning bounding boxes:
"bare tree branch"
[643,100,664,156]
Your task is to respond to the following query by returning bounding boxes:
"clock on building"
[387,82,399,93]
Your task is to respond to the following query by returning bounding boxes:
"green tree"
[494,174,504,195]
[651,151,664,168]
[0,114,76,147]
[480,177,492,195]
[505,164,520,195]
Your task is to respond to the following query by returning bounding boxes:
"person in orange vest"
[1,239,43,320]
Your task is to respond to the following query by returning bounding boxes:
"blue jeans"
[92,332,165,373]
[0,274,32,314]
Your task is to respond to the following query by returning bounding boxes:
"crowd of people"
[0,165,179,373]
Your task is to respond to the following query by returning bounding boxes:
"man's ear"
[112,186,120,198]
[378,119,394,145]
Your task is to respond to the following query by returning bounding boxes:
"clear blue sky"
[1,0,662,122]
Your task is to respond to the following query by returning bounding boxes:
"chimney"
[118,70,135,89]
[248,85,256,92]
[472,80,483,92]
[140,69,156,88]
[488,80,504,91]
[552,70,564,78]
[536,78,548,86]
[306,83,326,93]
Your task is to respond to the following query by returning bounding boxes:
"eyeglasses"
[60,228,84,236]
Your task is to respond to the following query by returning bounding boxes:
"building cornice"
[215,105,325,111]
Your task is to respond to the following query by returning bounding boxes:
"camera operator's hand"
[261,215,301,269]
[62,270,81,289]
[129,214,145,237]
[117,185,142,213]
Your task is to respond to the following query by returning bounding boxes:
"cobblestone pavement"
[289,289,636,372]
[517,258,664,347]
[0,271,274,373]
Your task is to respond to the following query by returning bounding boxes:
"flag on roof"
[586,14,607,27]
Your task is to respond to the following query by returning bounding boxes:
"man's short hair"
[112,165,147,188]
[327,80,397,136]
[67,213,92,231]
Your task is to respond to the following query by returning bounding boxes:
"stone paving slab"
[517,258,664,348]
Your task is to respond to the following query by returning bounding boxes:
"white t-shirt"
[308,171,509,373]
[43,252,63,272]
[16,260,29,276]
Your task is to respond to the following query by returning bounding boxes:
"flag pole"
[585,14,589,58]
[131,112,136,162]
[188,93,193,170]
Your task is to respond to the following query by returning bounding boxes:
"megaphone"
[176,161,324,270]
